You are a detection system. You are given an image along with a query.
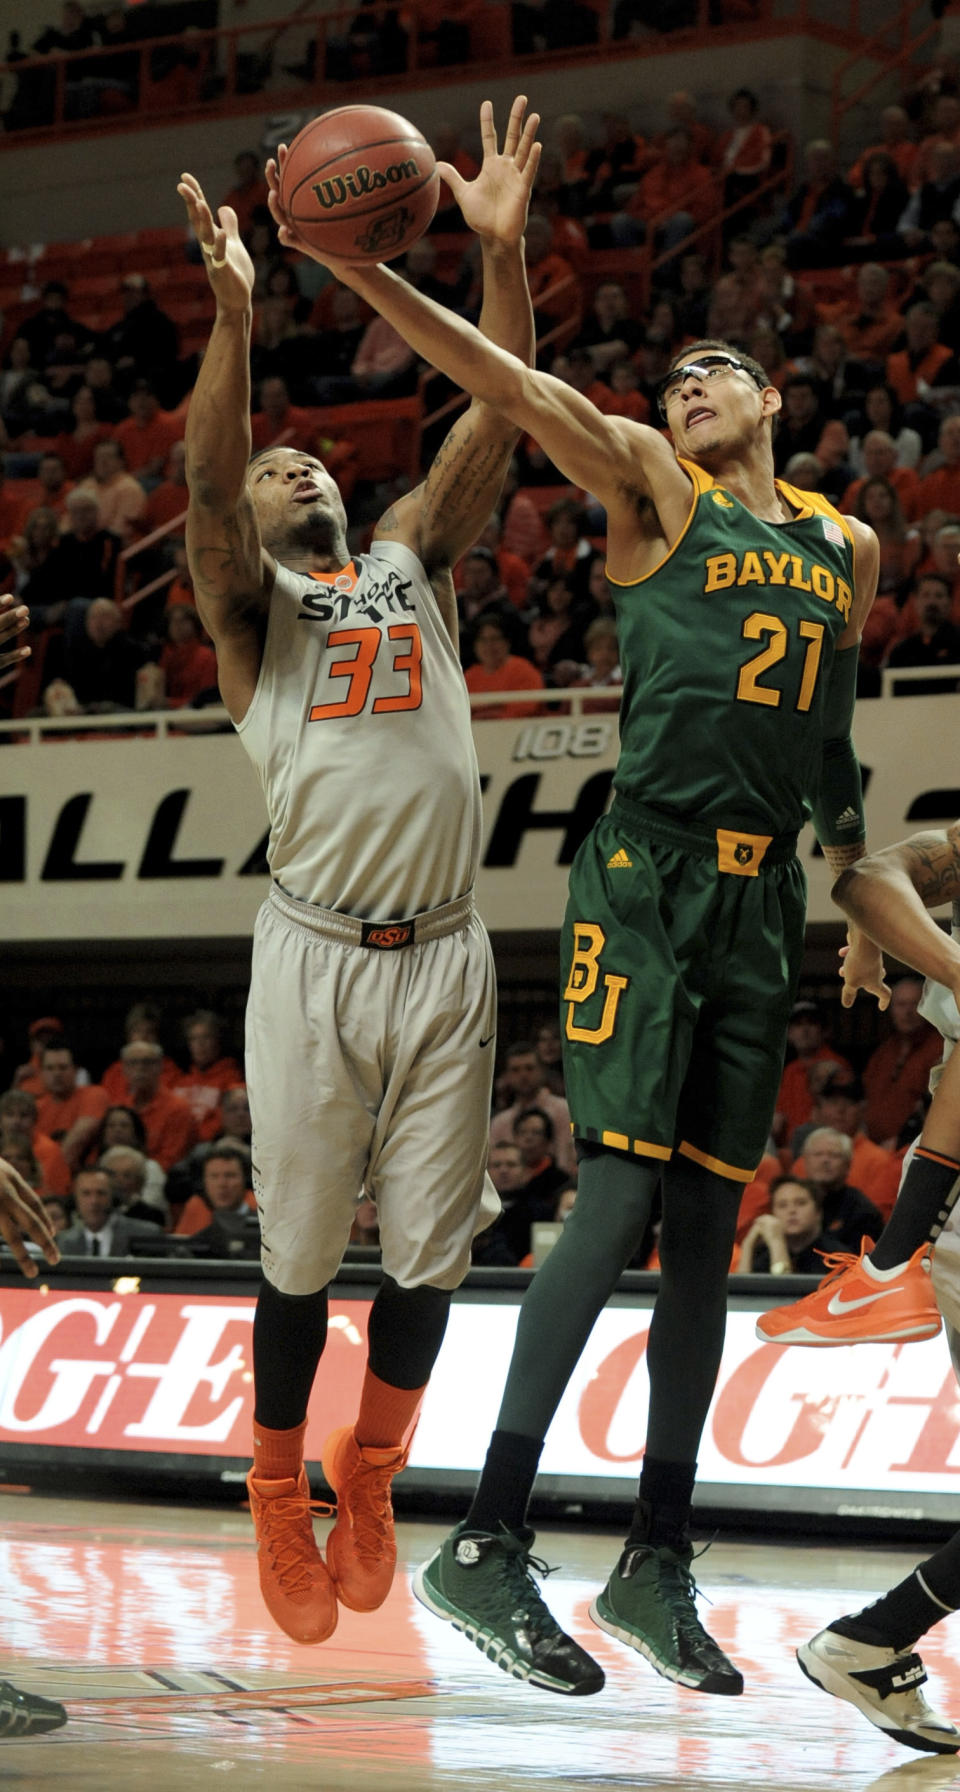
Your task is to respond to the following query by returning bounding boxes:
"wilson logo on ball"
[312,159,421,209]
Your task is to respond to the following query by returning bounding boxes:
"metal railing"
[829,0,952,153]
[0,684,621,741]
[0,0,879,147]
[115,509,188,610]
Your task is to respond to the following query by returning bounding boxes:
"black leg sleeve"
[253,1279,329,1430]
[366,1275,453,1388]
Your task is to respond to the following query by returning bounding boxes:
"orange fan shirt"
[32,1131,72,1198]
[886,345,954,406]
[169,1058,244,1140]
[174,1189,258,1235]
[914,464,960,517]
[145,479,189,534]
[130,1090,199,1170]
[841,468,919,517]
[777,1048,852,1138]
[115,410,184,475]
[35,1084,110,1142]
[100,1055,180,1104]
[464,657,544,719]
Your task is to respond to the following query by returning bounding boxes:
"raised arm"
[811,516,889,1010]
[835,824,960,1009]
[269,154,675,521]
[177,174,273,720]
[372,97,540,579]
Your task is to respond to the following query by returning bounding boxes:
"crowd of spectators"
[476,973,938,1272]
[2,0,759,133]
[8,61,960,711]
[0,1005,262,1262]
[0,967,937,1274]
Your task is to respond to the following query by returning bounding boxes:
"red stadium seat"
[468,3,510,58]
[309,400,423,485]
[34,242,121,282]
[67,273,120,304]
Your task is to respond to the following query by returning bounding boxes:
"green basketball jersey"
[609,460,856,837]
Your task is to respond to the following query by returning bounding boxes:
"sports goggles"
[657,353,767,420]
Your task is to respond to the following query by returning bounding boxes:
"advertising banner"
[2,692,959,941]
[2,1283,958,1518]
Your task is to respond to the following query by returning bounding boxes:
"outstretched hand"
[839,930,891,1011]
[265,94,542,270]
[0,1156,59,1280]
[438,96,541,246]
[178,172,255,310]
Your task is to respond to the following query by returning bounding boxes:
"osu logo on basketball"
[355,208,416,256]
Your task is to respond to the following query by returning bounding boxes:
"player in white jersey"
[783,826,960,1754]
[177,96,540,1647]
[0,1148,68,1736]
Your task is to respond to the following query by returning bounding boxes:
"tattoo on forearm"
[823,841,866,881]
[903,827,960,907]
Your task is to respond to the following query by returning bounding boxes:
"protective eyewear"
[657,354,767,420]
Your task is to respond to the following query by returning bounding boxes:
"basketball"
[278,105,440,264]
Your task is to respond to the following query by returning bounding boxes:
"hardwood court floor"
[1,1492,960,1792]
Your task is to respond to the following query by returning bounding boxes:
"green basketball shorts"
[560,795,807,1183]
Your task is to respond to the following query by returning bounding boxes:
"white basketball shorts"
[246,886,500,1296]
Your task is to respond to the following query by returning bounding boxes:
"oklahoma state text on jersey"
[236,539,481,919]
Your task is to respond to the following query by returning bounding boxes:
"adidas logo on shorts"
[607,848,633,869]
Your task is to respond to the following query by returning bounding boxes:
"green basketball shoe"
[590,1543,743,1695]
[0,1680,67,1737]
[413,1523,605,1696]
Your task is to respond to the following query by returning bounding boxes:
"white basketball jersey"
[919,905,960,1087]
[236,539,482,919]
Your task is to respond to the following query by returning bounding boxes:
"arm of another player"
[834,826,960,1009]
[0,1155,60,1279]
[810,518,889,1008]
[177,174,274,720]
[268,179,671,518]
[373,99,541,610]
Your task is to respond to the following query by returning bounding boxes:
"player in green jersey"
[268,156,886,1698]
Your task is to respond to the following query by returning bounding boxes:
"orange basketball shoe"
[322,1426,409,1612]
[755,1240,942,1347]
[246,1467,338,1643]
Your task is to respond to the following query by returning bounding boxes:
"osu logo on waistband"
[735,842,753,865]
[361,921,414,950]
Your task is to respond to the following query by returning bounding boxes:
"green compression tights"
[495,1149,743,1465]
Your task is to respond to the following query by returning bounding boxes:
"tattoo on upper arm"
[378,503,401,532]
[188,508,261,611]
[420,416,516,545]
[903,827,960,907]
